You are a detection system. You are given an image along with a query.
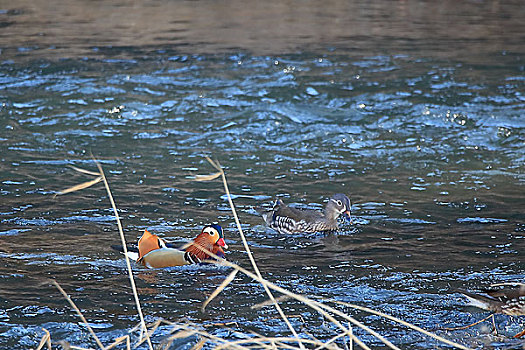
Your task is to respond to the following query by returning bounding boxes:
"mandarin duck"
[461,284,525,338]
[262,193,352,234]
[113,224,227,268]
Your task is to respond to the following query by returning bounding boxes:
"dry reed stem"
[214,337,344,350]
[133,319,164,348]
[161,321,251,350]
[241,328,296,350]
[53,176,102,198]
[51,280,105,350]
[217,259,380,350]
[58,162,153,350]
[190,338,207,350]
[315,331,347,350]
[196,246,370,349]
[35,328,51,350]
[328,300,472,350]
[199,157,306,350]
[67,165,102,176]
[105,335,131,350]
[93,159,154,350]
[347,323,353,350]
[202,269,238,312]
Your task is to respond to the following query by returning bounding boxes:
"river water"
[0,0,524,349]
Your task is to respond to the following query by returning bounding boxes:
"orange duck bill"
[122,224,227,268]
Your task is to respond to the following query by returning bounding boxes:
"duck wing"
[483,286,525,300]
[264,199,325,234]
[139,247,190,268]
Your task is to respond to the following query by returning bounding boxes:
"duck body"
[262,193,352,234]
[113,224,227,268]
[461,285,525,316]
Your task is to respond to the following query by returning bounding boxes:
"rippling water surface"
[1,0,524,348]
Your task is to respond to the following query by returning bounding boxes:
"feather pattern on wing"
[263,194,352,234]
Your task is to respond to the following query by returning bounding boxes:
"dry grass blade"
[58,157,153,349]
[202,269,238,312]
[198,157,307,350]
[134,319,162,348]
[162,322,250,350]
[105,335,131,350]
[183,244,371,350]
[160,329,199,349]
[212,252,404,349]
[68,165,101,176]
[314,331,347,350]
[214,336,345,350]
[35,328,52,350]
[93,158,154,350]
[54,176,102,197]
[347,323,353,350]
[51,280,105,350]
[194,172,222,181]
[191,338,208,350]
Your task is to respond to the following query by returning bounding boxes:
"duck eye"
[208,230,215,236]
[336,200,343,207]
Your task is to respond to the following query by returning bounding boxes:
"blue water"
[1,0,524,349]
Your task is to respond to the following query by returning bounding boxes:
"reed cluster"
[37,158,471,350]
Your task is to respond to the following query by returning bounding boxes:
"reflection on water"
[1,0,524,348]
[1,0,524,59]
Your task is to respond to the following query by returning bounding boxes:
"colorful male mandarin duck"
[262,193,352,234]
[114,224,227,268]
[461,284,525,338]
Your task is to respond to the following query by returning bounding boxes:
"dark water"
[1,0,524,348]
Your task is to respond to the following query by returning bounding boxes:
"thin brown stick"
[93,158,153,350]
[202,157,306,350]
[51,280,105,350]
[438,313,495,332]
[513,328,525,338]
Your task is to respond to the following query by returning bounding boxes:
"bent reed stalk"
[53,159,153,350]
[196,157,306,350]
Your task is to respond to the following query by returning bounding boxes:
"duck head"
[326,193,352,222]
[201,224,228,249]
[187,224,228,260]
